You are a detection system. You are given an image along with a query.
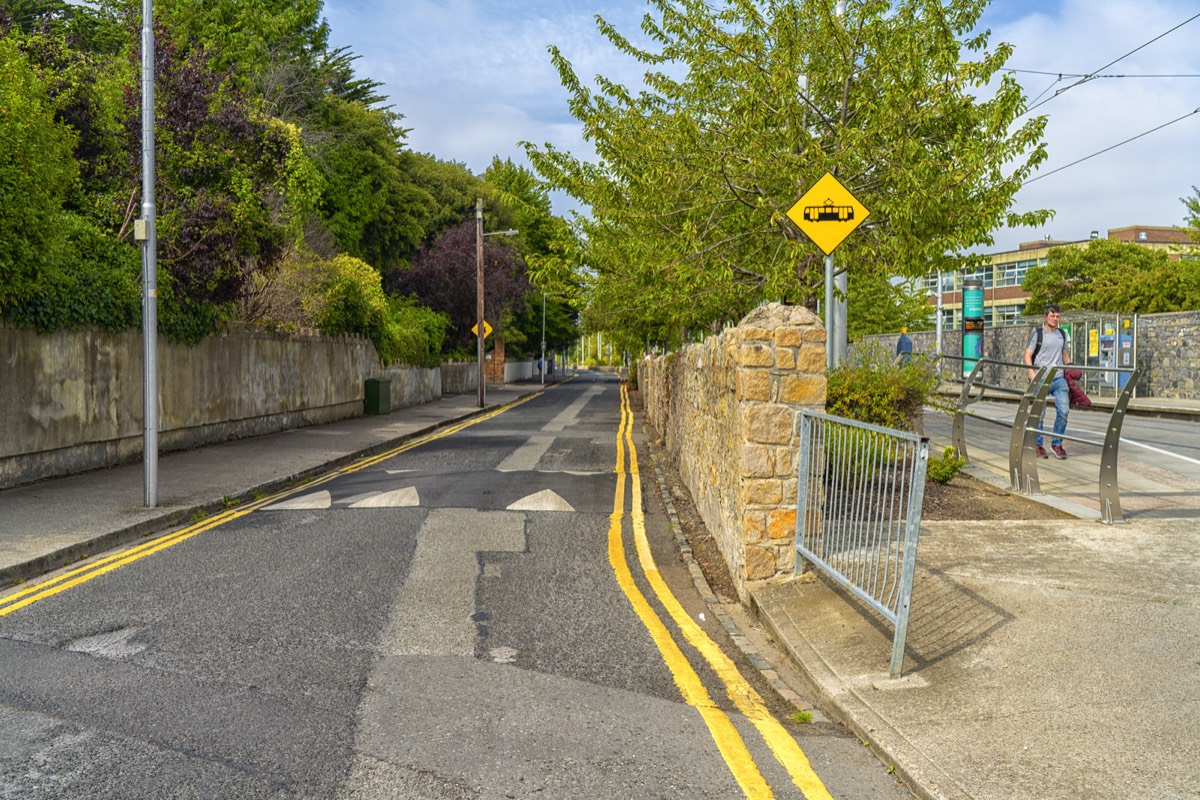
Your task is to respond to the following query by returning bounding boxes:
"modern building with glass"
[924,225,1197,329]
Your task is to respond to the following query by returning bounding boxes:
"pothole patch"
[65,627,146,660]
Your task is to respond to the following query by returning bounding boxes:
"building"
[924,225,1198,329]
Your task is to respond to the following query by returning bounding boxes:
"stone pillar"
[734,304,826,587]
[486,337,505,383]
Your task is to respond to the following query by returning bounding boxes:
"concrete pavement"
[2,380,1198,799]
[750,398,1200,800]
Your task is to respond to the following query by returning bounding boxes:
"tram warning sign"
[787,173,869,255]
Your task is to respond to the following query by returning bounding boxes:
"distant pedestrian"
[1023,304,1072,459]
[895,328,913,365]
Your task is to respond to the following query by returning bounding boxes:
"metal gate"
[1062,312,1138,399]
[794,411,930,678]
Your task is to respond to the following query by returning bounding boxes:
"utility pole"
[476,198,485,408]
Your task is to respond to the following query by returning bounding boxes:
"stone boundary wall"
[638,304,827,601]
[440,362,477,395]
[0,324,476,489]
[1136,311,1200,399]
[869,309,1200,400]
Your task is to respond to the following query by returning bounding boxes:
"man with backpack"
[1023,304,1072,459]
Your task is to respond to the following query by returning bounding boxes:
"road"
[924,399,1200,518]
[0,375,912,799]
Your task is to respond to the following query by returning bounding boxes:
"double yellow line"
[609,385,832,800]
[0,397,536,617]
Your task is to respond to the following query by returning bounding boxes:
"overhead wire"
[1024,106,1200,184]
[1009,12,1200,184]
[1023,11,1200,113]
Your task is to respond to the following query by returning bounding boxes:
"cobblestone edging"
[641,440,811,713]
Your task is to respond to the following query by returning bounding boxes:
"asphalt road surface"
[0,374,912,799]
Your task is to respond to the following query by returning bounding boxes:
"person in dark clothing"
[895,328,913,365]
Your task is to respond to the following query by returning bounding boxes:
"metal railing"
[944,355,1141,523]
[794,411,930,678]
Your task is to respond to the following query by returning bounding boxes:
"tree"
[393,221,530,354]
[313,97,434,276]
[0,35,78,311]
[847,268,933,340]
[1022,237,1200,314]
[1184,186,1200,241]
[525,0,1049,345]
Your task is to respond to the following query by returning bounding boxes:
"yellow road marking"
[608,388,772,798]
[620,385,834,800]
[0,395,538,616]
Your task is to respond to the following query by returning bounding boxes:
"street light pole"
[476,198,485,408]
[140,0,158,506]
[541,291,546,385]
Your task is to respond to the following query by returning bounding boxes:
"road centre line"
[607,389,772,798]
[620,386,833,800]
[0,395,538,616]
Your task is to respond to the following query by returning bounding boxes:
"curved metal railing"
[940,355,1141,523]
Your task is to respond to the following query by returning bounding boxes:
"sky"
[323,0,1200,254]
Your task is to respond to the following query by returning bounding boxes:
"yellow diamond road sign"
[471,320,493,338]
[787,172,869,256]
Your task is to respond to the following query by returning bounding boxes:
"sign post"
[787,172,870,369]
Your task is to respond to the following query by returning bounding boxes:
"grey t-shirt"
[1027,326,1069,368]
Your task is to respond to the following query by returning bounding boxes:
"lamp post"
[474,197,518,408]
[540,291,546,385]
[139,0,158,507]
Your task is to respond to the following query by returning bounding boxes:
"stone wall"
[1136,311,1200,399]
[638,304,827,601]
[440,362,477,395]
[870,309,1200,400]
[0,324,477,489]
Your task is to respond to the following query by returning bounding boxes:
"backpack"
[1031,326,1067,362]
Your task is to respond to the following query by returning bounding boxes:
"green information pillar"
[962,278,984,377]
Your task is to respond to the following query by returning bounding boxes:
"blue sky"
[324,0,1200,253]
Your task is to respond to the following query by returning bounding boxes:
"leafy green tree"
[1184,186,1200,242]
[847,268,934,339]
[314,97,435,276]
[0,36,77,312]
[120,0,329,89]
[483,157,582,352]
[525,0,1049,344]
[1022,237,1200,314]
[406,152,486,242]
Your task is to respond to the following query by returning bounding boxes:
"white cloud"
[981,0,1200,250]
[323,0,1200,244]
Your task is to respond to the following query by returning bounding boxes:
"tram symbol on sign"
[803,200,855,223]
[786,172,870,255]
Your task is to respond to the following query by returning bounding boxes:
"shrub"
[4,214,141,333]
[927,446,965,484]
[826,340,944,432]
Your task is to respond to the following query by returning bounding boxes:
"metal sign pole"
[824,254,835,369]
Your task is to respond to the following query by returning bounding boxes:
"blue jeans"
[1036,375,1069,448]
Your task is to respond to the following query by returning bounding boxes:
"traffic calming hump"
[506,489,575,512]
